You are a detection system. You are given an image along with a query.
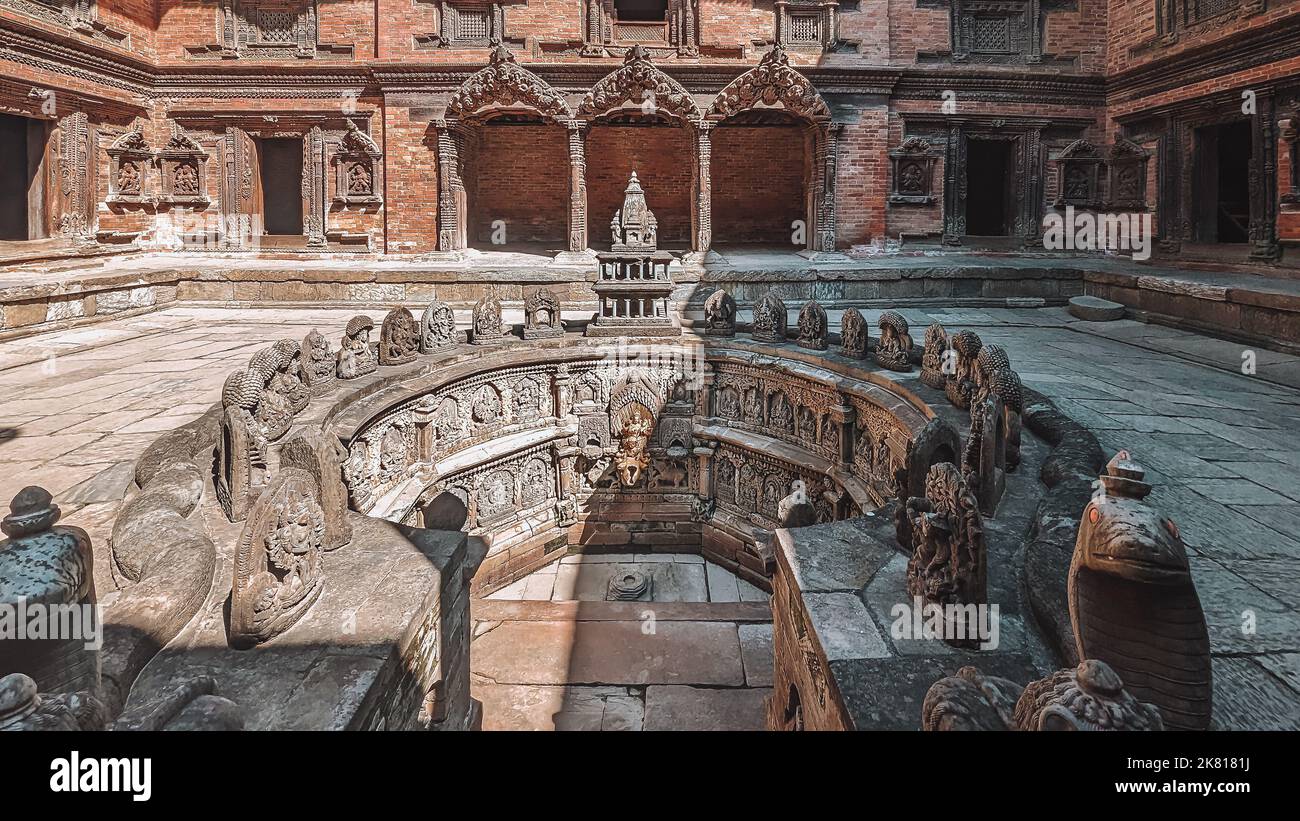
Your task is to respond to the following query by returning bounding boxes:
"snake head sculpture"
[1075,450,1189,585]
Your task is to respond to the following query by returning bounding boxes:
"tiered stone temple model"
[587,172,677,338]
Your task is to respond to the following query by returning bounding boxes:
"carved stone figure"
[874,311,913,371]
[523,288,563,339]
[420,299,458,353]
[922,660,1164,731]
[796,300,828,351]
[945,330,983,409]
[839,307,868,359]
[261,339,310,414]
[1070,451,1212,730]
[379,306,419,365]
[703,289,736,337]
[0,673,105,731]
[963,393,1006,516]
[280,429,353,553]
[471,294,509,346]
[300,329,336,396]
[337,315,378,379]
[904,463,986,647]
[920,323,949,389]
[217,369,271,521]
[248,347,298,431]
[230,469,326,649]
[971,343,1011,411]
[988,368,1023,471]
[609,371,661,488]
[751,292,787,343]
[0,487,99,695]
[610,171,657,251]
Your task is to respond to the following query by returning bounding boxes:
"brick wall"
[712,124,807,244]
[469,123,570,244]
[384,105,439,253]
[836,105,889,247]
[586,125,693,245]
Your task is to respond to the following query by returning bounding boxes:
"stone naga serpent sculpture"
[1069,451,1212,730]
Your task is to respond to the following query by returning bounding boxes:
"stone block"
[1068,294,1125,321]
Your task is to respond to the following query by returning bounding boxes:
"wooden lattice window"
[788,13,821,43]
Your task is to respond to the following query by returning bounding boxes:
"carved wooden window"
[1186,0,1239,23]
[582,0,697,54]
[0,0,129,46]
[1280,105,1299,204]
[788,13,821,44]
[1157,0,1258,38]
[776,1,839,51]
[888,137,938,205]
[951,0,1040,63]
[418,2,507,48]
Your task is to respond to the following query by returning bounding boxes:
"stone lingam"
[587,172,678,339]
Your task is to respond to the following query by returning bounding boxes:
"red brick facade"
[0,0,1297,259]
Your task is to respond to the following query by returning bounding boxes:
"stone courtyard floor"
[2,304,1298,729]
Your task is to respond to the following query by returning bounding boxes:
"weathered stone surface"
[643,685,770,731]
[472,684,643,731]
[738,623,774,687]
[1068,294,1126,321]
[471,619,745,686]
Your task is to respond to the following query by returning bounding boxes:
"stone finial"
[796,300,828,351]
[337,315,377,379]
[874,310,913,372]
[1,487,99,695]
[919,323,949,389]
[420,299,459,353]
[1070,450,1212,730]
[379,306,419,365]
[839,307,869,359]
[702,289,737,337]
[611,171,658,252]
[751,292,787,343]
[904,463,987,648]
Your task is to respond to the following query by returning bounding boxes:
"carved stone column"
[554,363,575,419]
[694,444,715,500]
[436,117,466,252]
[57,110,92,241]
[813,122,842,252]
[1251,91,1281,261]
[691,121,714,256]
[567,121,589,253]
[831,403,854,466]
[303,126,327,248]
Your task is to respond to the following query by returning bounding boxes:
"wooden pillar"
[814,122,841,252]
[692,121,713,254]
[57,110,91,240]
[436,117,466,252]
[567,120,588,253]
[304,126,327,248]
[1251,91,1281,261]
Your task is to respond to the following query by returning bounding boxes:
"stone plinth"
[586,251,679,338]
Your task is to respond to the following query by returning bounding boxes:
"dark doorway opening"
[257,138,304,236]
[1193,121,1251,244]
[0,114,45,241]
[965,139,1013,236]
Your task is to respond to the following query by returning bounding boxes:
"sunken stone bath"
[0,290,1210,732]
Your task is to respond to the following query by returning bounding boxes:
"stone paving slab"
[642,685,770,731]
[471,619,746,686]
[471,683,645,731]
